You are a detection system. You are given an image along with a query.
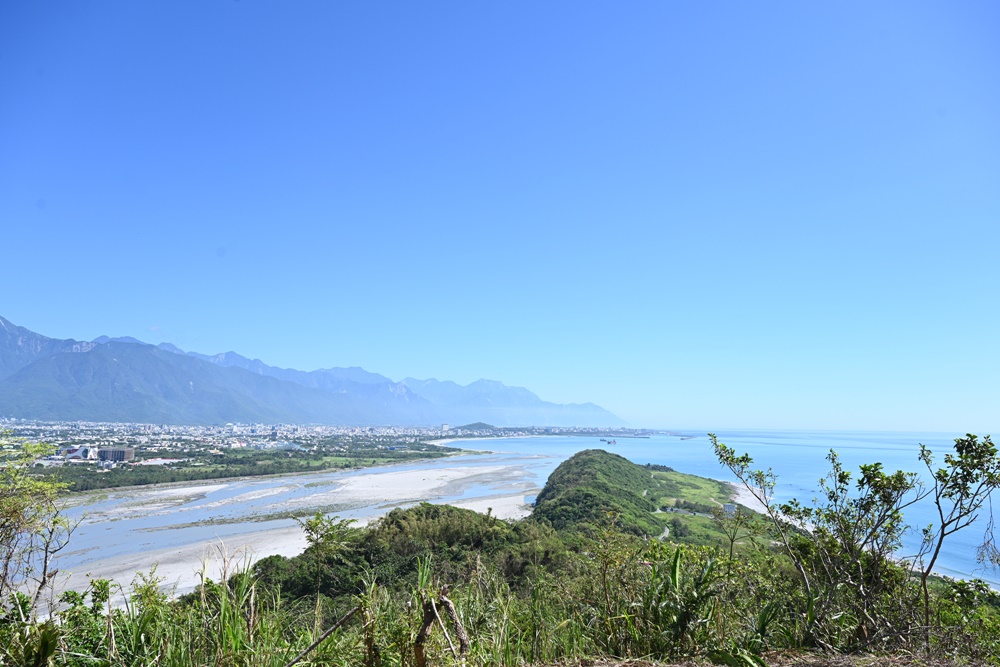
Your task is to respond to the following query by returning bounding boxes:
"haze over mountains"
[0,316,623,427]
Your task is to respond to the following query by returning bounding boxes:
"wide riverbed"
[54,430,1000,597]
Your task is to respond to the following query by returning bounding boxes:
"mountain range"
[0,316,623,427]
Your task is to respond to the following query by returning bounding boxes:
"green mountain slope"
[532,449,666,536]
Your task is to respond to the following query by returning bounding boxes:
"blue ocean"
[472,430,1000,587]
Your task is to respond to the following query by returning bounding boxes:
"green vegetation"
[35,440,459,492]
[652,467,730,508]
[3,440,1000,666]
[0,437,71,615]
[531,449,747,548]
[533,449,665,536]
[714,433,1000,659]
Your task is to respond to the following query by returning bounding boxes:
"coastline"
[422,434,548,447]
[50,432,997,604]
[54,441,755,603]
[725,481,769,515]
[55,462,536,602]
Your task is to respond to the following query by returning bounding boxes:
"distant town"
[1,418,657,491]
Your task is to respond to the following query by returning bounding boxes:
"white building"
[61,446,98,461]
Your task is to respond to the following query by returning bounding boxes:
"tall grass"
[20,530,1000,666]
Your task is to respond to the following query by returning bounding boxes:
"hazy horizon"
[3,2,998,432]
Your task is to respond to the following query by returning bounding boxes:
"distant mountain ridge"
[0,316,624,427]
[401,377,618,428]
[0,316,97,378]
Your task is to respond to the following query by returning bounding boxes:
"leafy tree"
[713,432,1000,654]
[711,504,760,574]
[710,435,814,599]
[295,512,356,635]
[669,516,692,539]
[712,434,925,649]
[0,436,71,621]
[780,451,923,647]
[918,434,1000,648]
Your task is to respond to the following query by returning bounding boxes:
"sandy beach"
[726,481,769,515]
[54,463,536,602]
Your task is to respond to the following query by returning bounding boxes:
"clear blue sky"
[2,1,998,431]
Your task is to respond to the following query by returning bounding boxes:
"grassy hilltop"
[534,448,745,546]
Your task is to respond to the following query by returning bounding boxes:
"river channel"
[54,430,1000,593]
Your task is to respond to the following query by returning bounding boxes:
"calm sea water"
[58,430,999,588]
[476,430,999,586]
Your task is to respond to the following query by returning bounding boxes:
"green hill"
[532,449,666,536]
[454,422,495,430]
[531,449,739,541]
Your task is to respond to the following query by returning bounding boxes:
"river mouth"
[53,431,1000,596]
[54,448,554,596]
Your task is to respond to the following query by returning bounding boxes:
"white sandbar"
[54,463,535,602]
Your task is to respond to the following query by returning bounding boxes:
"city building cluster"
[1,417,656,472]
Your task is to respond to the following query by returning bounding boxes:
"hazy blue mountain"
[161,349,430,415]
[0,342,435,425]
[0,316,623,427]
[402,377,624,427]
[181,349,394,388]
[92,335,147,345]
[0,316,97,380]
[397,378,466,405]
[315,366,393,385]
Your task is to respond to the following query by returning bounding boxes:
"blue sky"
[2,1,998,431]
